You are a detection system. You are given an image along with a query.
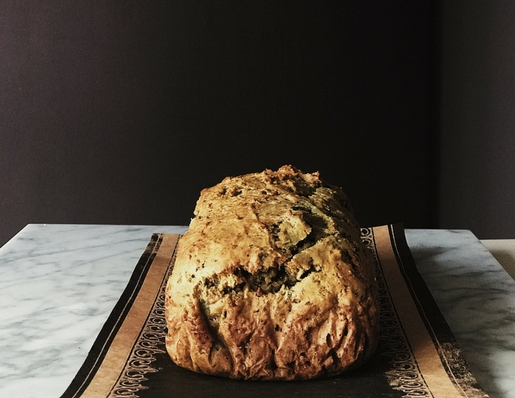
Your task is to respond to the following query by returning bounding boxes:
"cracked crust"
[165,165,379,380]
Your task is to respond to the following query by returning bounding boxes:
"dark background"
[1,1,514,246]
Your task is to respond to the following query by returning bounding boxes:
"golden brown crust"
[165,165,379,380]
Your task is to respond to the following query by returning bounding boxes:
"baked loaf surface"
[165,165,379,380]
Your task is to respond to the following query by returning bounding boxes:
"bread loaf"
[165,165,379,380]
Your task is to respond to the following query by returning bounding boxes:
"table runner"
[61,224,489,398]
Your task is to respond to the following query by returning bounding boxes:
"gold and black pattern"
[361,227,431,397]
[61,225,489,398]
[110,287,169,397]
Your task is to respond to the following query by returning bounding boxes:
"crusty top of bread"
[165,165,379,380]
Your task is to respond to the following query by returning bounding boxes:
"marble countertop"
[1,224,514,398]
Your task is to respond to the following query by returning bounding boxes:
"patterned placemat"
[61,224,489,398]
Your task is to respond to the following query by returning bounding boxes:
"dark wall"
[0,2,439,246]
[439,1,515,239]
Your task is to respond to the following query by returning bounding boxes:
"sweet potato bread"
[165,165,379,380]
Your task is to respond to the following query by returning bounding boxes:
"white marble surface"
[407,229,515,398]
[0,224,187,398]
[0,225,514,398]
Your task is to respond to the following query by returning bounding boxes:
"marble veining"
[0,224,187,398]
[0,225,514,397]
[406,229,515,398]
